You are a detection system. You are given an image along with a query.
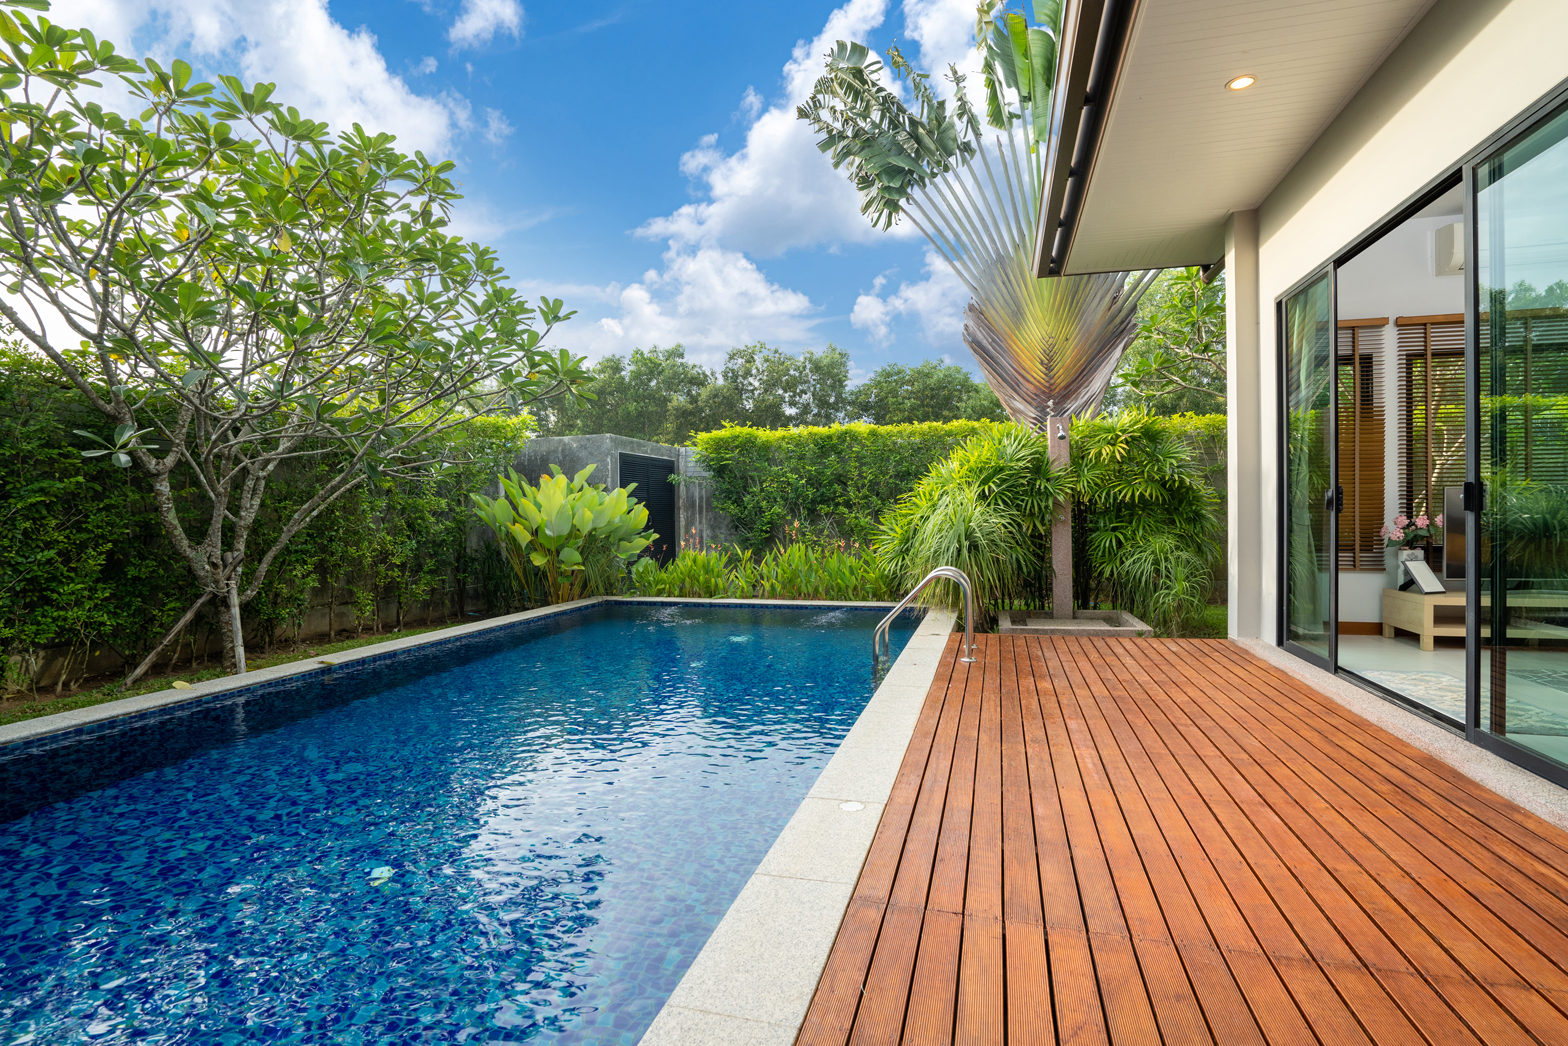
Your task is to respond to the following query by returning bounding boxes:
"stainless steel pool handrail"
[874,567,978,666]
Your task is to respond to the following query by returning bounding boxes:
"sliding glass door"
[1283,273,1336,666]
[1476,100,1568,766]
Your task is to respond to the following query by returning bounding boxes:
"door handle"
[1324,485,1344,513]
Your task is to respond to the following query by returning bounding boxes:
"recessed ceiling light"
[1226,75,1257,91]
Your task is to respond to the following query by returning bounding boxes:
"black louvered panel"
[618,453,677,564]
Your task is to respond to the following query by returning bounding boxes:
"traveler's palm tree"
[797,0,1155,421]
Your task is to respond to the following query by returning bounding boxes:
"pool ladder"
[873,567,978,668]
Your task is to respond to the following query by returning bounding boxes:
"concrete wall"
[510,434,736,553]
[1236,0,1568,642]
[511,434,680,492]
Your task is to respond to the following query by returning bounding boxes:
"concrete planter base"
[998,608,1154,637]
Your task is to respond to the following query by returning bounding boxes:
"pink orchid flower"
[1394,514,1409,528]
[1390,527,1405,541]
[1435,514,1444,527]
[1414,514,1430,529]
[1380,524,1390,538]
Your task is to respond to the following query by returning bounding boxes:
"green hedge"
[691,420,999,550]
[1,348,530,690]
[690,416,1226,552]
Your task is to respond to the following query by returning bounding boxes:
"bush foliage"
[873,413,1222,634]
[629,545,893,601]
[691,420,999,550]
[1,349,530,691]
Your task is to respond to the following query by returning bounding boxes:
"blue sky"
[53,0,986,380]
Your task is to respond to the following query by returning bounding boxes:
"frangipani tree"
[0,5,590,680]
[797,0,1155,423]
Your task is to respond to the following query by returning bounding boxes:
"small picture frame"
[1405,559,1446,595]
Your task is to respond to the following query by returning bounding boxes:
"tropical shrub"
[876,426,1065,624]
[471,466,656,605]
[1073,411,1220,633]
[629,545,893,602]
[691,420,997,550]
[875,413,1220,635]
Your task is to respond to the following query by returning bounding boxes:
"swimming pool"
[0,602,917,1044]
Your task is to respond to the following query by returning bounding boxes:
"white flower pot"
[1386,547,1425,589]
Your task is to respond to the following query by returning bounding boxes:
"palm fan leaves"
[797,0,1154,421]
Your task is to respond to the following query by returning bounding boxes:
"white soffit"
[1064,0,1435,275]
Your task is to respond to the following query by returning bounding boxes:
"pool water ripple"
[0,604,914,1045]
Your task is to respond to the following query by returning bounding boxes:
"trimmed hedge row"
[1,348,530,691]
[693,415,1227,552]
[691,420,999,550]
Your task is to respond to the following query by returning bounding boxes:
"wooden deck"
[796,635,1568,1046]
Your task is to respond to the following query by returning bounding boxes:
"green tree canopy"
[537,343,1007,442]
[1106,267,1226,415]
[849,360,1006,424]
[0,6,587,679]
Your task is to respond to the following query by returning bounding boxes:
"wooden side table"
[1381,588,1464,650]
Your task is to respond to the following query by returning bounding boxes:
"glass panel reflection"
[1478,101,1568,765]
[1284,274,1334,659]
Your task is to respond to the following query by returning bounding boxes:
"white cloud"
[738,86,763,121]
[483,108,514,147]
[902,0,985,96]
[560,0,982,364]
[49,0,469,156]
[851,248,968,346]
[448,0,524,51]
[544,246,819,366]
[636,0,902,257]
[414,55,438,75]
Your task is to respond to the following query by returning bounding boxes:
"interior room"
[1333,182,1469,719]
[1335,164,1568,757]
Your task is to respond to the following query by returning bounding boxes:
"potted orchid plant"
[1382,512,1443,587]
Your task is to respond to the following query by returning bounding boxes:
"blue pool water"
[0,603,915,1045]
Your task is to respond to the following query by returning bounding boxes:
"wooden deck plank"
[1197,641,1568,921]
[1123,639,1485,1046]
[1170,643,1568,1001]
[1042,638,1218,1046]
[1205,642,1568,887]
[904,643,987,1044]
[847,640,972,1046]
[1027,638,1165,1046]
[793,636,1568,1046]
[956,636,1004,1044]
[796,638,962,1046]
[1015,637,1111,1046]
[998,634,1054,1046]
[1128,639,1517,1046]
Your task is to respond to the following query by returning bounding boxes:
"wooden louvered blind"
[1338,319,1386,569]
[1399,315,1466,524]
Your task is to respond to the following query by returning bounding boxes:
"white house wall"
[1239,0,1568,642]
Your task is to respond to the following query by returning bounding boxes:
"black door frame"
[1277,264,1338,674]
[1272,74,1568,789]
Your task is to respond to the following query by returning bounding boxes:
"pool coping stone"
[640,604,959,1046]
[0,596,912,748]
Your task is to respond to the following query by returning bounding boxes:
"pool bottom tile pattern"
[0,604,914,1045]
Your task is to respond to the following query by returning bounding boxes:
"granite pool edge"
[639,605,960,1046]
[0,597,909,748]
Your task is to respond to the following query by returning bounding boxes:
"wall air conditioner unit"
[1435,221,1464,277]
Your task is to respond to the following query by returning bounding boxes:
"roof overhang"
[1033,0,1438,277]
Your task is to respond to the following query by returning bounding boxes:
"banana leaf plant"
[797,0,1154,422]
[471,464,657,605]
